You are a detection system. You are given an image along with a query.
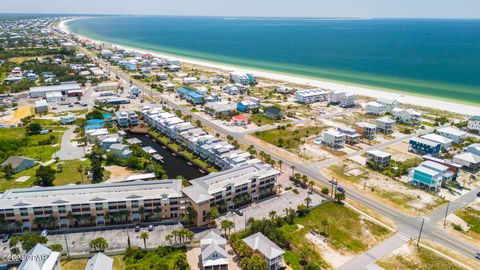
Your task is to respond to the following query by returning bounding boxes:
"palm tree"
[166,234,173,245]
[220,220,234,237]
[278,160,283,170]
[269,211,277,222]
[140,231,149,249]
[304,197,312,209]
[77,165,84,183]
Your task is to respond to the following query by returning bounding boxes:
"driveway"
[54,126,85,160]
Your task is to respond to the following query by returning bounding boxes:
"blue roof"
[177,87,204,99]
[87,119,105,124]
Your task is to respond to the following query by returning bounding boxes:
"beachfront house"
[1,156,36,173]
[230,72,254,85]
[242,232,285,270]
[392,108,422,125]
[366,150,392,170]
[436,127,467,143]
[294,89,329,104]
[376,116,396,133]
[355,122,377,140]
[323,129,346,149]
[377,98,399,113]
[365,101,386,115]
[200,231,228,270]
[409,137,442,155]
[340,93,356,108]
[467,115,480,133]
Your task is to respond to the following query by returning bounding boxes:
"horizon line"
[0,12,479,20]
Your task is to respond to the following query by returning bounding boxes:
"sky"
[1,0,480,19]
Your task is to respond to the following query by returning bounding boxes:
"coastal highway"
[57,26,480,268]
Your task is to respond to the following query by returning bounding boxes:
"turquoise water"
[67,16,480,105]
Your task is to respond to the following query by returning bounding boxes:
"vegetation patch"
[377,244,465,270]
[254,124,325,151]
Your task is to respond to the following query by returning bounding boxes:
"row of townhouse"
[0,180,187,232]
[141,106,257,170]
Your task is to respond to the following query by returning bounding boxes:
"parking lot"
[49,223,182,255]
[0,223,182,256]
[218,189,325,232]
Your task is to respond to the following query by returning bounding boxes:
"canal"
[127,132,207,180]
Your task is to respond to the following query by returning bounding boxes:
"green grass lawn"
[0,127,26,140]
[254,125,325,151]
[284,250,303,270]
[0,166,38,192]
[54,159,91,186]
[280,202,391,254]
[377,244,464,270]
[456,207,480,238]
[250,114,276,126]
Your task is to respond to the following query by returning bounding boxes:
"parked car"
[337,186,345,193]
[40,230,48,237]
[235,209,243,216]
[0,234,10,243]
[477,192,480,197]
[475,253,480,260]
[148,225,154,231]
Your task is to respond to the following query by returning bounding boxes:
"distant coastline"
[62,17,480,115]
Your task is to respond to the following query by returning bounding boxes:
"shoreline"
[59,18,480,115]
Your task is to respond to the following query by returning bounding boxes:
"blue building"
[176,87,204,105]
[84,119,105,130]
[409,137,441,155]
[410,166,443,192]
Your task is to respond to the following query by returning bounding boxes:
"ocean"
[67,16,480,105]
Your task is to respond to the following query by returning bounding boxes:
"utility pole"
[126,228,131,249]
[63,234,70,257]
[417,218,425,247]
[443,203,450,228]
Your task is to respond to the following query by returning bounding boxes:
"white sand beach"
[59,19,480,115]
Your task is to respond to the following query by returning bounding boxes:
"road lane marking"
[432,232,476,254]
